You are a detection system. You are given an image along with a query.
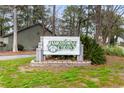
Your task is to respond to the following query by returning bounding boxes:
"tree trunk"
[115,35,118,43]
[102,36,107,45]
[13,6,18,52]
[52,5,56,36]
[72,13,75,36]
[77,5,82,36]
[0,24,2,36]
[86,5,90,36]
[110,35,115,45]
[0,11,4,36]
[69,15,72,36]
[95,5,101,44]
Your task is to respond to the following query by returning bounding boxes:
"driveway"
[0,54,35,60]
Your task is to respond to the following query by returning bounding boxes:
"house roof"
[2,23,52,38]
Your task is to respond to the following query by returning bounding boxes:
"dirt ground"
[106,55,124,64]
[0,51,35,56]
[1,51,124,72]
[18,55,124,73]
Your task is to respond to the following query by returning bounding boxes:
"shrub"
[103,45,124,56]
[80,35,106,65]
[18,44,24,51]
[49,55,76,61]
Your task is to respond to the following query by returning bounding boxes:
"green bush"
[49,55,76,61]
[103,45,124,56]
[80,35,106,65]
[18,44,24,51]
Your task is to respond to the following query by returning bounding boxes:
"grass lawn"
[0,56,124,88]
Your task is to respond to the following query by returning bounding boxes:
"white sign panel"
[42,36,80,55]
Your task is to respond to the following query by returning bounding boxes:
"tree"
[88,5,124,45]
[16,6,32,30]
[61,5,94,36]
[61,6,84,36]
[16,5,50,35]
[13,6,18,52]
[0,6,19,52]
[100,5,124,45]
[0,6,12,36]
[52,5,56,36]
[77,5,82,36]
[95,5,101,44]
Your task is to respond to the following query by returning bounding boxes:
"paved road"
[0,55,35,60]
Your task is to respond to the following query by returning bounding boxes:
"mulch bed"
[106,55,124,65]
[18,64,72,73]
[18,55,124,72]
